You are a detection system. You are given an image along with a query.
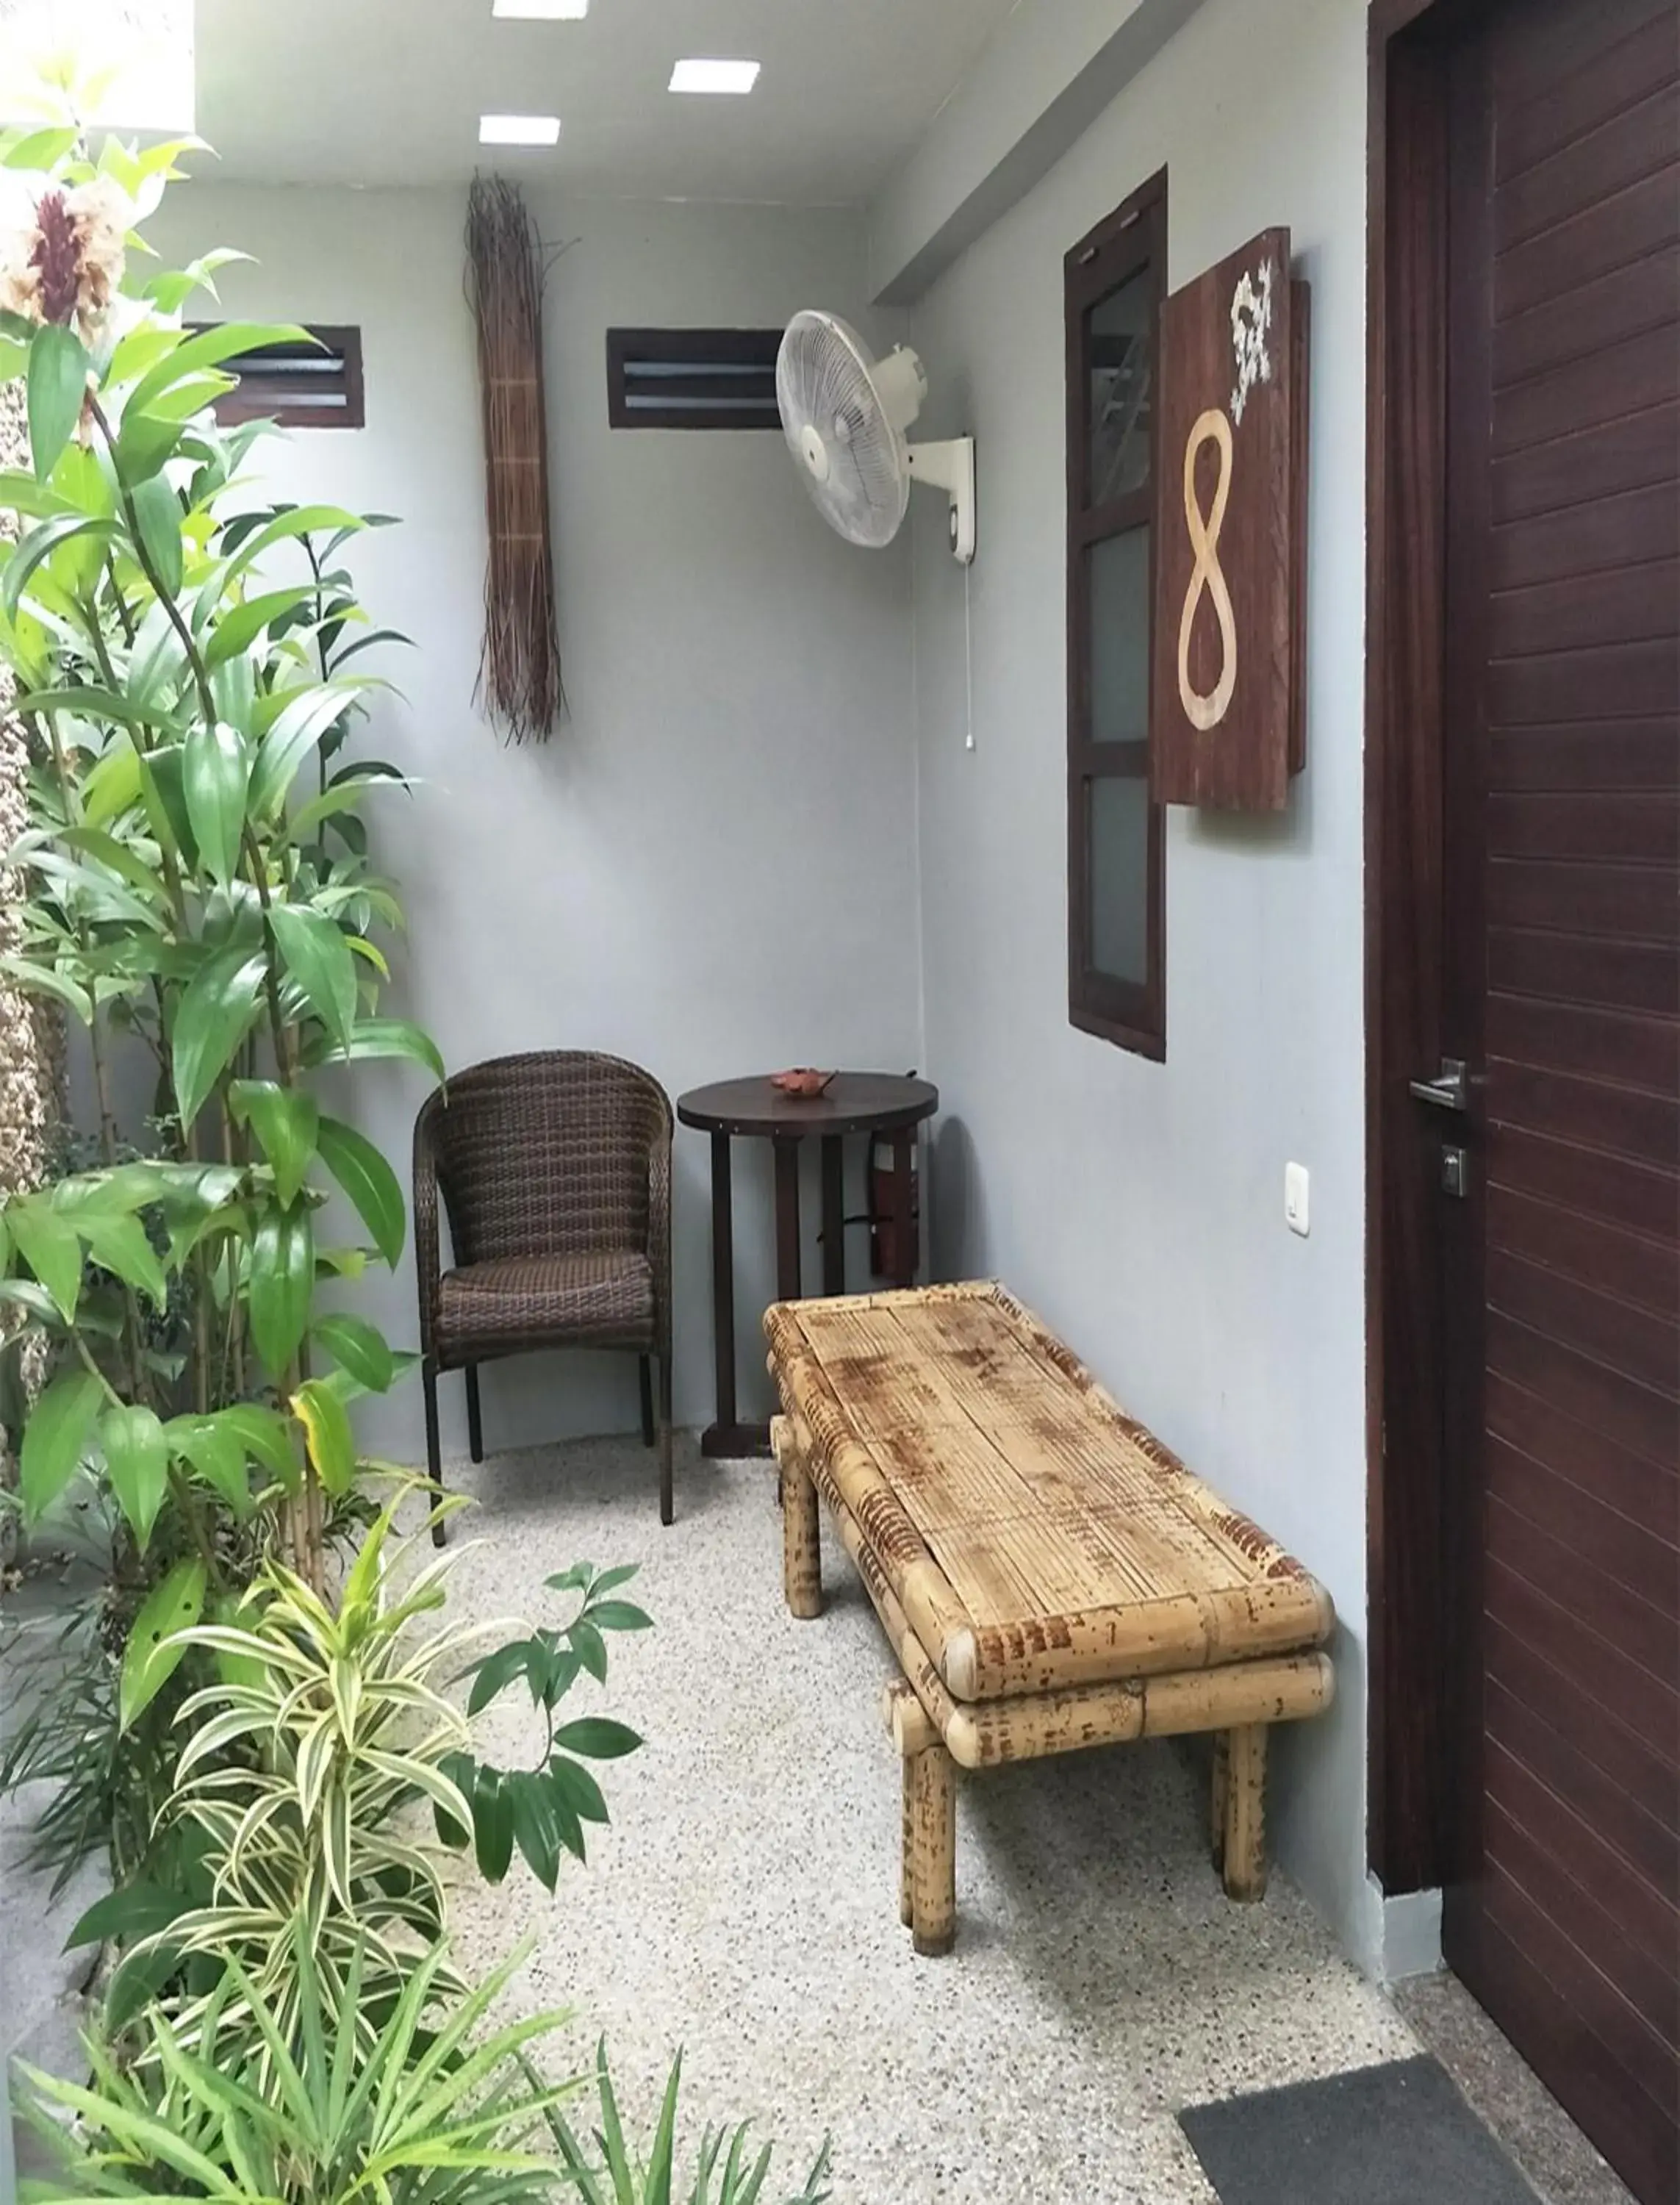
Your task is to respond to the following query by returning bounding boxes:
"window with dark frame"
[605,328,783,430]
[1066,171,1166,1058]
[193,326,365,429]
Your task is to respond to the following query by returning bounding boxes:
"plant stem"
[101,555,135,647]
[69,1330,126,1409]
[166,1463,226,1592]
[184,1121,211,1417]
[76,589,124,697]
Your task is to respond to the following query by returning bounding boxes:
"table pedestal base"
[700,1420,772,1460]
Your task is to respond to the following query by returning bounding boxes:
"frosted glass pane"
[1088,775,1149,986]
[1090,526,1151,747]
[1088,269,1152,503]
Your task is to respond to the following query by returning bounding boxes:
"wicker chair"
[414,1051,674,1540]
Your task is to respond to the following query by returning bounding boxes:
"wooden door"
[1431,4,1679,2198]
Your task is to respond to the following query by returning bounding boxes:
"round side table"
[676,1072,938,1458]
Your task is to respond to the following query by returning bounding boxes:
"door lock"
[1410,1057,1468,1112]
[1441,1144,1468,1199]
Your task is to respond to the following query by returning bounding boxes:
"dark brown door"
[1431,3,1680,2198]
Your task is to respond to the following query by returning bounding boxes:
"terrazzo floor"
[442,1435,1422,2204]
[1,1433,1637,2202]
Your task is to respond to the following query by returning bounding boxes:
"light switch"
[1285,1161,1310,1237]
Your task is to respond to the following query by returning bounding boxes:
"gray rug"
[1180,2055,1543,2204]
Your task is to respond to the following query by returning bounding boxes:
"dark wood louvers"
[197,326,365,429]
[604,329,783,431]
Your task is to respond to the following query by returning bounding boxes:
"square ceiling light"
[492,1,588,17]
[478,112,561,145]
[669,58,761,95]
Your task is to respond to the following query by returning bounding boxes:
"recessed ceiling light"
[478,112,561,145]
[669,58,761,95]
[492,0,588,17]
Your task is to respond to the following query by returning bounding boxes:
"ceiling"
[195,0,1021,201]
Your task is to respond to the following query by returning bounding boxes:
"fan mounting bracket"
[905,437,977,564]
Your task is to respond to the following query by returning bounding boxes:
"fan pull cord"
[963,557,975,752]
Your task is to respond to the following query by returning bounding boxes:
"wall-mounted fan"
[776,310,976,564]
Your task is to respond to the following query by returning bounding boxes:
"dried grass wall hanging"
[466,176,563,742]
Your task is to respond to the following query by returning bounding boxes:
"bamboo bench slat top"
[764,1280,1335,1704]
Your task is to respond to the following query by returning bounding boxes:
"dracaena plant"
[77,1499,647,2043]
[0,82,439,1785]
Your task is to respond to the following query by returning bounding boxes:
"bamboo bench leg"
[910,1741,957,1957]
[900,1749,916,1927]
[883,1679,941,1935]
[780,1451,822,1618]
[1221,1723,1269,1901]
[1210,1729,1230,1874]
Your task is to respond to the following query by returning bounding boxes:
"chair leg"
[423,1355,446,1548]
[639,1355,656,1449]
[464,1366,484,1465]
[657,1352,673,1527]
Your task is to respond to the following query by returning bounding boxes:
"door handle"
[1409,1057,1468,1112]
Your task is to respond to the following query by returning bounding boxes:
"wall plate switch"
[1285,1161,1310,1237]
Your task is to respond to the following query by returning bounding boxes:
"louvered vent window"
[606,328,783,430]
[195,326,365,429]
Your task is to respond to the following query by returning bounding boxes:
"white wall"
[148,184,921,1460]
[904,0,1377,1962]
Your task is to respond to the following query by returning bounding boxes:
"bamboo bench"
[765,1281,1335,1955]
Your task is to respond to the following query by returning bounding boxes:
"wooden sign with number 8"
[1151,226,1310,811]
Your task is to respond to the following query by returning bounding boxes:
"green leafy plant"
[0,1581,187,1893]
[15,1929,581,2205]
[546,2046,833,2205]
[0,1475,379,1896]
[77,1503,647,2036]
[106,1496,478,2026]
[446,1561,651,1890]
[0,80,437,1896]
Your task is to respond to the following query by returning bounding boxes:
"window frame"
[1065,169,1167,1058]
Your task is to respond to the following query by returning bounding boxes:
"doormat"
[1179,2056,1542,2205]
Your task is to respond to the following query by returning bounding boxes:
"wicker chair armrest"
[413,1100,445,1353]
[646,1112,672,1360]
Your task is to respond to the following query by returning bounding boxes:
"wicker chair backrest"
[423,1052,668,1265]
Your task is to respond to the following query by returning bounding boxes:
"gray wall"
[902,0,1377,1963]
[147,184,921,1458]
[149,0,1383,1969]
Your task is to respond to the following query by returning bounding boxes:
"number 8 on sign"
[1177,406,1237,732]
